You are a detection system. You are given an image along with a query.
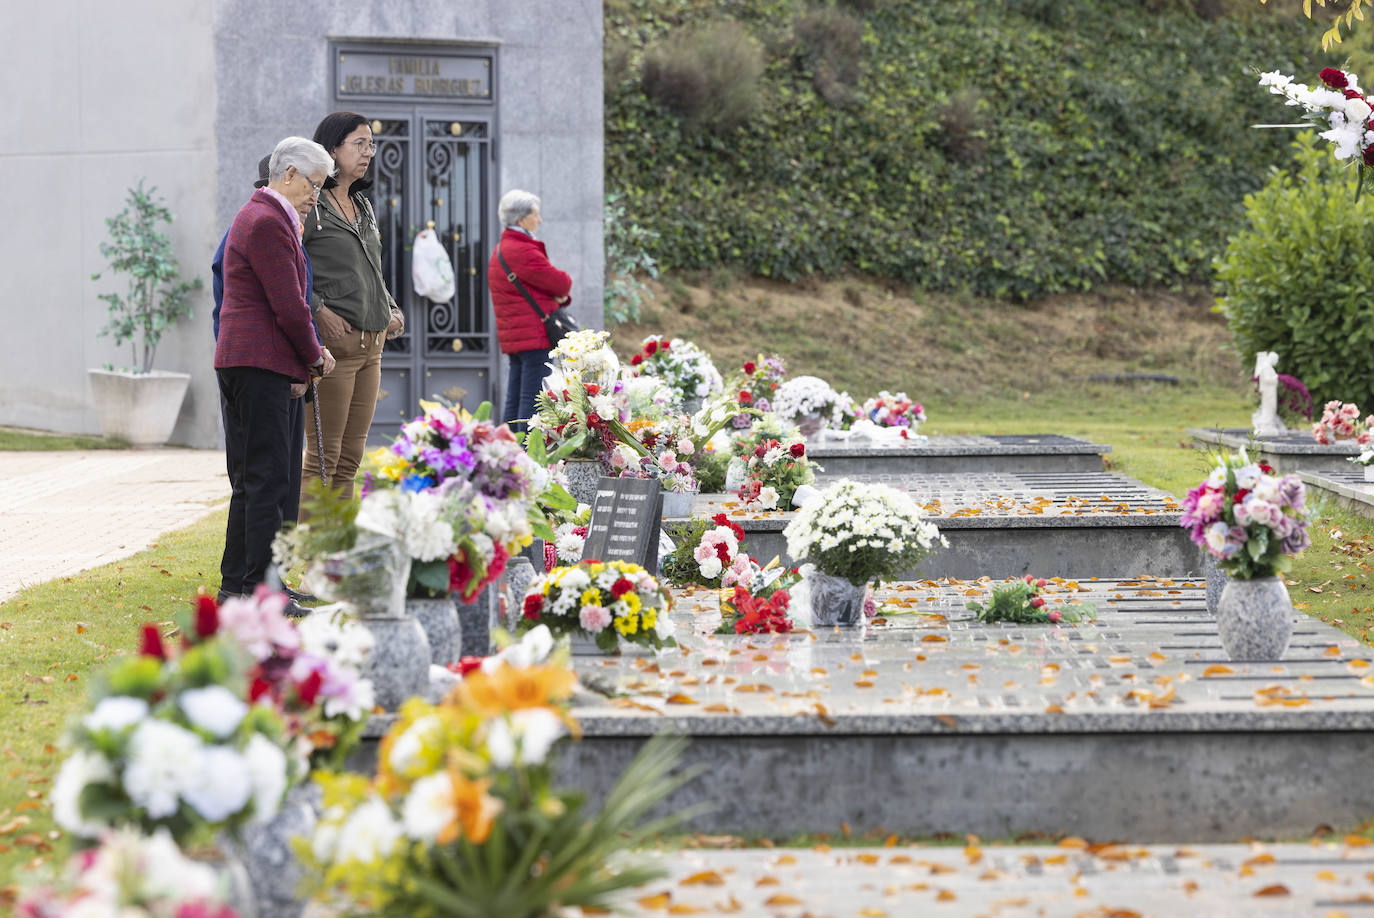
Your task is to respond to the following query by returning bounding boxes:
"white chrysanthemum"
[298,611,375,673]
[485,707,566,768]
[184,745,253,822]
[83,696,148,734]
[758,486,780,510]
[124,720,205,819]
[334,796,403,865]
[140,827,221,901]
[555,530,585,563]
[559,568,591,592]
[389,714,443,775]
[179,685,248,739]
[51,749,116,837]
[402,772,454,842]
[243,732,288,823]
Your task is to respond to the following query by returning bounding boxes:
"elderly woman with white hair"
[488,188,573,433]
[214,136,337,612]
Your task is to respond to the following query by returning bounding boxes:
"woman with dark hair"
[300,111,404,504]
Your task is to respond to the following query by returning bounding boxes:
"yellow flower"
[640,605,657,632]
[614,611,639,636]
[620,592,642,617]
[580,587,603,608]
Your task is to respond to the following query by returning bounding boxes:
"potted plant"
[88,180,202,446]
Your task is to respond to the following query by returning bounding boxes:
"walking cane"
[310,378,330,488]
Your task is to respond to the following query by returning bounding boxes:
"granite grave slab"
[1187,427,1359,474]
[694,471,1194,579]
[1299,467,1374,520]
[807,433,1111,475]
[556,577,1374,841]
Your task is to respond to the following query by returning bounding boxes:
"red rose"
[1233,488,1250,505]
[194,593,219,639]
[630,353,643,366]
[297,669,323,706]
[660,340,670,350]
[523,593,544,620]
[249,676,273,703]
[645,340,658,356]
[139,624,165,659]
[712,513,729,526]
[739,391,753,405]
[585,383,601,397]
[789,442,805,458]
[1030,596,1046,609]
[743,361,756,374]
[1345,88,1365,100]
[1259,463,1274,474]
[1035,578,1047,588]
[1364,145,1374,168]
[1321,67,1350,89]
[611,577,634,598]
[458,656,485,676]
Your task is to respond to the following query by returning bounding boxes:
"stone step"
[693,472,1196,579]
[1188,426,1357,475]
[606,842,1374,917]
[806,433,1110,475]
[558,578,1374,842]
[1300,468,1374,520]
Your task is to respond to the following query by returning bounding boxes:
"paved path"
[0,449,228,602]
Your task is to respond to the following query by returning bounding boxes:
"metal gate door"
[365,110,496,443]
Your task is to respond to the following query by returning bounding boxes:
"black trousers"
[218,367,300,594]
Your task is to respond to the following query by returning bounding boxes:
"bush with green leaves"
[1214,134,1374,411]
[607,0,1327,298]
[604,191,660,324]
[92,180,202,373]
[640,20,764,134]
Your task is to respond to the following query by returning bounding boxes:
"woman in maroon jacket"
[215,137,337,609]
[488,189,573,433]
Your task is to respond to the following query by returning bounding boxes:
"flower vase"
[1203,552,1226,616]
[225,784,318,918]
[807,571,867,627]
[303,535,410,617]
[567,632,618,655]
[456,584,497,658]
[796,412,826,441]
[1364,464,1374,483]
[501,556,537,630]
[563,458,605,507]
[1216,576,1293,661]
[661,487,698,519]
[407,596,461,665]
[361,614,431,709]
[723,457,747,494]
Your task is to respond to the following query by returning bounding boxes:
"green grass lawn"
[5,381,1374,889]
[0,428,126,451]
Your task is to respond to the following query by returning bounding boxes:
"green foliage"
[604,191,660,324]
[661,517,713,586]
[640,20,765,134]
[91,180,202,373]
[1214,134,1374,411]
[606,0,1331,298]
[966,579,1097,624]
[694,447,729,492]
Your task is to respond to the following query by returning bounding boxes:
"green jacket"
[303,189,397,332]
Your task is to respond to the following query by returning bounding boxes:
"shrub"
[793,5,864,105]
[641,21,764,134]
[936,87,989,163]
[1214,134,1374,411]
[604,191,659,325]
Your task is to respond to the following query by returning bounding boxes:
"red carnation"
[249,676,273,703]
[139,624,165,660]
[1364,145,1374,168]
[739,391,753,405]
[457,656,485,676]
[1030,596,1046,609]
[585,383,601,397]
[630,353,643,366]
[789,442,805,458]
[523,592,544,620]
[714,541,732,564]
[743,361,756,374]
[645,340,658,355]
[297,669,323,706]
[611,577,634,598]
[194,593,219,640]
[1321,67,1349,89]
[660,339,670,350]
[1259,463,1274,474]
[1345,88,1364,100]
[1233,488,1250,505]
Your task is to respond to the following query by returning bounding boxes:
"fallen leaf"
[1254,884,1290,897]
[679,870,724,886]
[1202,665,1235,677]
[666,905,706,915]
[763,894,802,906]
[755,875,780,886]
[936,889,957,901]
[665,694,698,705]
[936,714,958,728]
[637,892,671,909]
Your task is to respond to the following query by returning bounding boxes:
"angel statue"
[1251,351,1286,438]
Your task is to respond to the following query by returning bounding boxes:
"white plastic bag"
[411,228,456,303]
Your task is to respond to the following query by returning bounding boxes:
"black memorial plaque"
[581,477,663,570]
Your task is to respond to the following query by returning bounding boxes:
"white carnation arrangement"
[631,335,724,407]
[772,375,854,429]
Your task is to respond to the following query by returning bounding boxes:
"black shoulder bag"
[496,245,579,349]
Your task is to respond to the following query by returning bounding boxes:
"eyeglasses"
[348,138,377,154]
[291,170,323,198]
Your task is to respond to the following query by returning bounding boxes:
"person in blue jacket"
[211,155,322,608]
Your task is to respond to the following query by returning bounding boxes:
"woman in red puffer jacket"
[488,189,572,433]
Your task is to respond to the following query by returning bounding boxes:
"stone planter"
[807,571,867,627]
[562,458,605,507]
[1216,575,1293,661]
[87,368,190,447]
[456,584,497,658]
[661,487,698,519]
[227,784,318,918]
[407,596,460,665]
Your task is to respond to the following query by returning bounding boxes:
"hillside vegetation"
[605,0,1332,299]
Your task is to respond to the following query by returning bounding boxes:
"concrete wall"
[0,0,219,445]
[0,0,604,447]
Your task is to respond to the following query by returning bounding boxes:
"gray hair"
[498,189,541,227]
[268,137,335,183]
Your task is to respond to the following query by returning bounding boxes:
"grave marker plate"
[582,477,662,570]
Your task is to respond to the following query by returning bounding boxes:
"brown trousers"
[301,328,384,505]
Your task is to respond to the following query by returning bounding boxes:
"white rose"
[1346,96,1373,123]
[83,696,148,734]
[179,685,248,739]
[184,745,253,822]
[243,732,289,822]
[51,750,116,837]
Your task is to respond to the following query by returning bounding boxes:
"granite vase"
[808,571,867,627]
[501,556,538,630]
[226,785,318,918]
[661,487,698,519]
[562,458,604,507]
[362,614,431,709]
[407,596,461,665]
[1216,575,1293,661]
[1203,552,1226,616]
[189,846,257,918]
[567,632,616,655]
[456,584,497,658]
